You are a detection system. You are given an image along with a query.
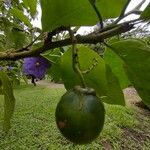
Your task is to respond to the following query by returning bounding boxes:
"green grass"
[0,85,150,150]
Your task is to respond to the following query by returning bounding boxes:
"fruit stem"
[68,28,86,88]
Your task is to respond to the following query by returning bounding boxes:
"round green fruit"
[55,86,105,144]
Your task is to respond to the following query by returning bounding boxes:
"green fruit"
[55,86,105,144]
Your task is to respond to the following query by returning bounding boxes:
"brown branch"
[0,22,134,60]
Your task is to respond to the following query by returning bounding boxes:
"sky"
[32,0,150,33]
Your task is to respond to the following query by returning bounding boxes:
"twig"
[112,10,142,25]
[89,0,103,29]
[112,0,145,25]
[113,0,131,24]
[134,0,146,10]
[124,10,142,17]
[16,34,42,52]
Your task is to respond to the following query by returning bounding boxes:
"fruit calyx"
[73,85,96,96]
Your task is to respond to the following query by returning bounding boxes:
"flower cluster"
[22,56,51,80]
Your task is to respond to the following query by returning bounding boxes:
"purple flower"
[22,56,51,79]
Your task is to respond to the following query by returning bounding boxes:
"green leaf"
[104,48,130,89]
[47,64,62,82]
[0,80,3,95]
[9,8,32,27]
[0,88,3,95]
[43,48,62,63]
[0,71,15,132]
[103,65,125,105]
[11,28,26,49]
[107,39,150,108]
[22,74,29,85]
[96,0,127,19]
[23,0,37,17]
[141,3,150,21]
[43,49,62,82]
[40,0,127,31]
[61,46,107,96]
[61,46,125,105]
[22,0,29,9]
[4,27,27,49]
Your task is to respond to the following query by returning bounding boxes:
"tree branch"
[0,22,135,60]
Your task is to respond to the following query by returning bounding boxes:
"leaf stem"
[89,0,103,29]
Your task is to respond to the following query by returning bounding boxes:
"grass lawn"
[0,84,150,150]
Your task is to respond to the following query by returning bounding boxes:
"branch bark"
[0,22,134,60]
